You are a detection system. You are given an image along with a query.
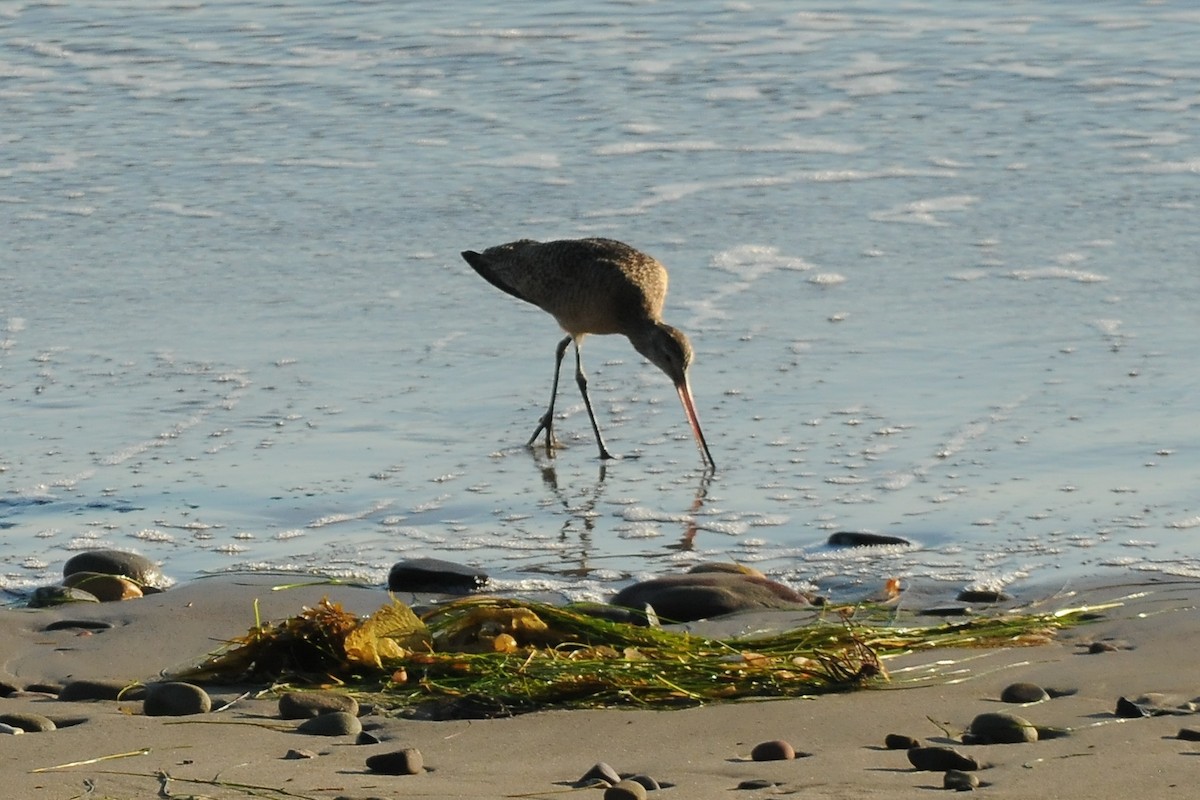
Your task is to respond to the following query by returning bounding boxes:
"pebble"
[827,531,911,547]
[612,572,816,623]
[750,739,796,761]
[278,691,359,719]
[604,780,648,800]
[576,762,622,787]
[906,746,980,772]
[0,724,24,735]
[969,711,1038,744]
[944,769,981,791]
[1115,696,1152,718]
[387,558,488,593]
[61,571,143,601]
[956,589,1010,604]
[62,549,168,589]
[356,730,382,745]
[885,733,921,750]
[1088,641,1119,653]
[284,749,318,759]
[59,679,146,702]
[1000,682,1050,704]
[143,682,212,716]
[27,586,100,608]
[0,712,56,733]
[1178,728,1200,742]
[365,747,424,775]
[627,774,661,791]
[297,711,362,736]
[736,779,780,790]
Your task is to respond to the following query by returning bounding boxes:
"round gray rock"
[143,682,212,716]
[297,711,362,736]
[1000,682,1050,704]
[576,761,622,787]
[969,711,1038,744]
[751,739,796,761]
[278,691,359,719]
[365,747,424,775]
[62,549,167,589]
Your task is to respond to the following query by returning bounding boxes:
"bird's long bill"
[675,378,716,471]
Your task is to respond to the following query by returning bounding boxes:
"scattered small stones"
[62,549,167,589]
[968,712,1038,744]
[906,746,980,772]
[0,712,56,733]
[365,747,424,775]
[58,679,145,702]
[956,588,1010,604]
[387,558,488,593]
[297,711,362,736]
[827,531,911,548]
[284,748,317,759]
[750,739,796,761]
[944,769,981,791]
[604,780,648,800]
[143,682,212,716]
[576,762,622,787]
[1177,727,1200,742]
[885,733,921,750]
[1000,682,1050,704]
[279,691,359,719]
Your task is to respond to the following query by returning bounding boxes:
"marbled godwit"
[462,238,715,470]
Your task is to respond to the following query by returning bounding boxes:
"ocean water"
[3,0,1198,603]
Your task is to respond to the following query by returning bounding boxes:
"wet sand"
[2,575,1198,799]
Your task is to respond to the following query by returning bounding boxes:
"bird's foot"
[527,415,562,454]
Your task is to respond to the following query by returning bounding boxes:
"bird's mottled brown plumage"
[462,237,714,469]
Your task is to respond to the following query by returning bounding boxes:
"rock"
[612,572,816,622]
[143,682,212,716]
[1045,687,1078,699]
[62,549,168,589]
[365,748,423,775]
[907,746,980,772]
[284,749,317,759]
[604,780,648,800]
[737,779,779,790]
[956,588,1010,604]
[1035,726,1071,740]
[1178,728,1200,742]
[751,739,796,761]
[61,572,143,601]
[387,558,487,593]
[969,712,1038,744]
[28,586,100,608]
[356,730,382,745]
[1115,696,1152,718]
[1000,682,1049,704]
[627,774,661,791]
[59,679,145,702]
[688,562,765,576]
[944,769,980,791]
[885,733,921,750]
[279,691,359,719]
[0,712,56,733]
[0,724,24,735]
[1088,641,1119,653]
[297,711,362,736]
[568,602,651,626]
[827,531,911,547]
[576,762,622,787]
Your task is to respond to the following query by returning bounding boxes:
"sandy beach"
[2,574,1198,799]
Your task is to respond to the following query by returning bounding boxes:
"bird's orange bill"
[675,379,715,471]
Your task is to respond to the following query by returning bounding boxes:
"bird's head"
[629,322,715,470]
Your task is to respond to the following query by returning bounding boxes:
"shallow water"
[3,1,1198,602]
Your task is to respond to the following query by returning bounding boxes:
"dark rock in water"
[284,748,317,759]
[907,746,980,772]
[1178,727,1200,742]
[297,711,362,736]
[576,762,622,787]
[59,679,145,702]
[143,682,212,716]
[969,712,1038,744]
[627,774,661,791]
[751,739,796,761]
[62,549,167,589]
[62,571,143,601]
[365,747,423,775]
[1000,682,1050,704]
[944,769,981,791]
[28,586,100,608]
[885,733,921,750]
[604,780,648,800]
[612,572,817,623]
[43,619,114,632]
[387,558,487,594]
[0,712,56,733]
[956,588,1010,604]
[1115,696,1153,718]
[827,531,911,548]
[279,691,359,719]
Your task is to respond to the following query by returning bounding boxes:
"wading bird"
[462,238,715,470]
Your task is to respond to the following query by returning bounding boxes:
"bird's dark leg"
[572,339,618,460]
[527,335,572,454]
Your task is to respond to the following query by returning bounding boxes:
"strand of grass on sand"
[29,747,151,773]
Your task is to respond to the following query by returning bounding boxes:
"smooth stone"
[1000,682,1050,704]
[604,780,648,800]
[365,748,423,775]
[737,779,779,790]
[1035,726,1072,740]
[827,531,911,548]
[284,748,318,759]
[751,739,796,761]
[62,549,167,589]
[278,691,359,719]
[627,774,661,791]
[0,724,24,735]
[0,712,56,732]
[956,588,1010,604]
[612,572,817,622]
[969,712,1038,744]
[28,586,100,608]
[1178,728,1200,742]
[576,762,622,787]
[907,746,980,772]
[1115,696,1152,718]
[59,679,145,702]
[62,572,143,601]
[944,769,981,791]
[356,730,382,745]
[143,682,212,716]
[387,558,487,594]
[885,733,921,750]
[688,562,765,576]
[297,711,362,736]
